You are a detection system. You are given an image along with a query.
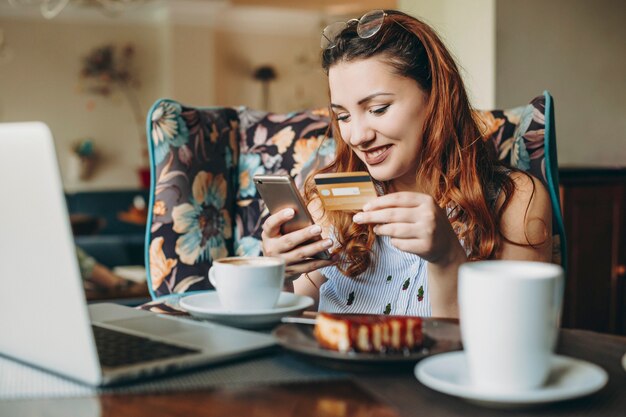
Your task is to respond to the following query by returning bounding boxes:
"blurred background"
[1,0,625,330]
[0,0,624,191]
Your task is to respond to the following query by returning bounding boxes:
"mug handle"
[208,267,218,289]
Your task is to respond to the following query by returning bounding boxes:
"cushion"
[146,100,239,298]
[233,108,335,257]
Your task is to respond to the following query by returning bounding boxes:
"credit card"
[314,171,377,211]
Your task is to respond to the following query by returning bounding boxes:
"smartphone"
[253,174,331,260]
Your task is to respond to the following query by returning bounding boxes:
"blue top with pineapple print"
[318,235,430,316]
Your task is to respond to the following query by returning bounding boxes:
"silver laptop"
[0,122,275,386]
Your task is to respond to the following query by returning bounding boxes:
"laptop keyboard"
[92,325,200,368]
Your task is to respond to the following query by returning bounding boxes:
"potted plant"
[68,138,98,181]
[78,43,149,187]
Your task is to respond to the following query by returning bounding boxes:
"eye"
[370,104,390,116]
[336,113,351,122]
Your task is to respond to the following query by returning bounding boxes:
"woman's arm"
[260,193,335,282]
[278,196,334,309]
[292,270,327,309]
[430,172,554,317]
[427,243,466,319]
[429,172,553,317]
[291,197,332,308]
[353,192,467,318]
[496,172,553,262]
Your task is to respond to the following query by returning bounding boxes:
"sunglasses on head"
[321,10,408,50]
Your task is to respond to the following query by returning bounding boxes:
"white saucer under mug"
[180,291,314,329]
[415,351,608,407]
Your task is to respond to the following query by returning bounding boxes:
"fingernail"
[353,213,363,223]
[363,203,371,211]
[323,239,333,247]
[284,208,295,218]
[373,226,379,234]
[309,225,322,235]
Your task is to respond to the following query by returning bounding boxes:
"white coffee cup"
[458,260,564,393]
[208,256,285,311]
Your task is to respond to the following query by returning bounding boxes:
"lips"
[363,145,392,165]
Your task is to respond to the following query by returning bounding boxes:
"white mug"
[458,260,564,393]
[208,256,285,311]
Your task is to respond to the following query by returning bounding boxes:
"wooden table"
[1,328,624,417]
[84,283,150,303]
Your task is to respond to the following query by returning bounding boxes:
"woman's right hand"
[261,208,335,280]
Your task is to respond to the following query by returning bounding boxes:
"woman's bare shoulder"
[498,170,552,261]
[494,171,548,207]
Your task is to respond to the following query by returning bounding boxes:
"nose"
[347,117,375,147]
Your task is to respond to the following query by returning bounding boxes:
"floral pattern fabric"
[233,108,336,259]
[145,101,239,298]
[145,102,334,300]
[144,94,562,306]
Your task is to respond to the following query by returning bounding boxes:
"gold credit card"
[314,171,377,211]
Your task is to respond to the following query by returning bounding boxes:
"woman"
[261,10,552,318]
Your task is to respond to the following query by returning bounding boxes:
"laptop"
[0,122,275,386]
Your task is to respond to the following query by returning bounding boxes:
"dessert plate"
[415,351,608,407]
[180,291,314,329]
[273,319,462,370]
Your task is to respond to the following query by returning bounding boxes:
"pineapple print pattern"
[316,236,430,315]
[347,291,355,306]
[383,303,391,315]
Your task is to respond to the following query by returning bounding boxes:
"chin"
[368,163,417,186]
[366,166,396,183]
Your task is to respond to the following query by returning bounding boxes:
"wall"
[4,0,621,192]
[210,6,328,113]
[166,23,216,108]
[496,0,626,167]
[399,0,496,109]
[0,3,330,191]
[214,30,327,113]
[0,14,167,191]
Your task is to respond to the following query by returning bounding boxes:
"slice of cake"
[313,313,424,353]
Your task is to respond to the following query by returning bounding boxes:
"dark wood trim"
[559,167,626,185]
[560,168,626,335]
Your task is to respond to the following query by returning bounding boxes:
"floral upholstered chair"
[141,91,565,312]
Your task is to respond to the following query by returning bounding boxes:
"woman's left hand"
[352,191,466,267]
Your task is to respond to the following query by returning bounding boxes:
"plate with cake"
[273,313,462,369]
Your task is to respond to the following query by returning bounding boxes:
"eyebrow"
[330,92,395,110]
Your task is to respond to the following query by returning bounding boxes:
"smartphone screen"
[253,174,331,260]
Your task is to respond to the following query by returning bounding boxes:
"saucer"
[179,291,314,329]
[415,352,608,407]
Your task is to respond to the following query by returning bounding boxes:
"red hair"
[306,10,514,277]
